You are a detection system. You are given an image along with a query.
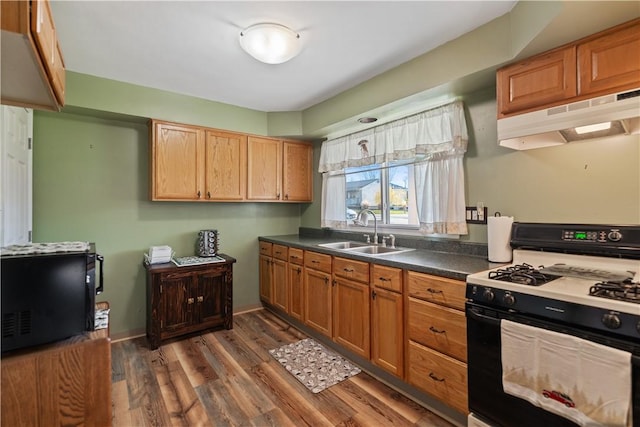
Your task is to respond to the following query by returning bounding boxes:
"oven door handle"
[466,306,501,326]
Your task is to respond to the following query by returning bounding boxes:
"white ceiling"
[50,1,516,112]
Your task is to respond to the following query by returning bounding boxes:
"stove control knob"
[608,229,622,242]
[483,289,495,302]
[503,293,516,306]
[602,312,621,329]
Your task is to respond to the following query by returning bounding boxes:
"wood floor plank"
[110,309,454,427]
[154,360,211,426]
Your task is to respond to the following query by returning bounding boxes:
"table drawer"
[408,340,468,414]
[304,251,332,274]
[372,264,402,292]
[334,257,369,283]
[408,297,467,362]
[288,247,304,265]
[407,271,466,310]
[259,241,272,257]
[273,244,288,261]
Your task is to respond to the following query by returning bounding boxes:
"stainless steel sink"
[317,241,370,250]
[344,245,414,256]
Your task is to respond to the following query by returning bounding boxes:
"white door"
[1,105,32,246]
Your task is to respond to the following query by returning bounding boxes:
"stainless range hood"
[498,88,640,150]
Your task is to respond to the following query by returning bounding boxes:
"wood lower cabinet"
[259,242,273,303]
[288,248,304,321]
[1,305,111,426]
[406,270,468,414]
[304,251,332,337]
[145,255,235,349]
[271,245,288,312]
[371,264,404,377]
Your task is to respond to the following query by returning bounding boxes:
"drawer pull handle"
[311,260,320,264]
[429,326,446,334]
[379,277,390,282]
[429,372,445,382]
[427,288,443,294]
[343,267,354,272]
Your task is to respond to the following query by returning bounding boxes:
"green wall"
[32,111,303,337]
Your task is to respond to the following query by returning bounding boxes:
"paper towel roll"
[487,215,514,262]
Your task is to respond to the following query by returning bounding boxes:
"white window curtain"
[319,100,469,234]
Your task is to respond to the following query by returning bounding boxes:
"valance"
[319,100,468,173]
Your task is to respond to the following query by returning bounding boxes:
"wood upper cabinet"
[150,121,205,201]
[497,18,640,118]
[497,46,577,117]
[577,19,640,97]
[247,136,313,202]
[1,0,66,111]
[204,129,247,200]
[247,136,281,201]
[282,141,313,202]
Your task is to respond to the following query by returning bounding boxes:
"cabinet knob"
[197,191,201,198]
[187,297,195,304]
[284,194,289,200]
[207,191,211,199]
[276,193,281,199]
[197,296,204,303]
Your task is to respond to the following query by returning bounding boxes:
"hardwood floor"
[111,309,454,426]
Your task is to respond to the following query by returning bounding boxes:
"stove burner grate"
[488,263,560,286]
[589,280,640,303]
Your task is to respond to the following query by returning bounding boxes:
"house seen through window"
[345,160,419,228]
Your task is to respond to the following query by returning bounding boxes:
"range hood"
[498,88,640,150]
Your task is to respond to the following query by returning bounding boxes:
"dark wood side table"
[144,254,236,350]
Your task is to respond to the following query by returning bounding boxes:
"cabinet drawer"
[407,271,466,310]
[273,244,288,261]
[372,264,402,292]
[304,251,332,274]
[333,257,369,283]
[408,340,468,414]
[408,298,467,362]
[259,241,272,257]
[288,247,304,265]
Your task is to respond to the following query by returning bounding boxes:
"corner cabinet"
[497,18,640,118]
[247,136,313,202]
[1,0,66,111]
[145,255,236,350]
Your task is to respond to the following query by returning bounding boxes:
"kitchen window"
[345,161,418,228]
[319,101,469,236]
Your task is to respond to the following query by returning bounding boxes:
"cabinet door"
[259,255,272,304]
[196,268,227,327]
[247,136,281,200]
[30,0,65,105]
[272,258,288,312]
[497,47,577,117]
[151,121,204,200]
[160,271,193,333]
[578,19,640,97]
[372,287,403,377]
[288,263,304,321]
[332,276,370,359]
[304,268,332,337]
[282,141,312,202]
[204,130,247,200]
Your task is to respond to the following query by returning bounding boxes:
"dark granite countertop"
[259,233,506,281]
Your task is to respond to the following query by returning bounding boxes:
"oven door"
[466,302,640,427]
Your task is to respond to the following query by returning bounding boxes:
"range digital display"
[574,231,588,240]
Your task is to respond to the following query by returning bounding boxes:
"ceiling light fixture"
[239,23,301,64]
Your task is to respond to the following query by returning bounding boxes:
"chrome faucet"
[358,209,378,245]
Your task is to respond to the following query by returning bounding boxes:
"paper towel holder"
[466,206,488,224]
